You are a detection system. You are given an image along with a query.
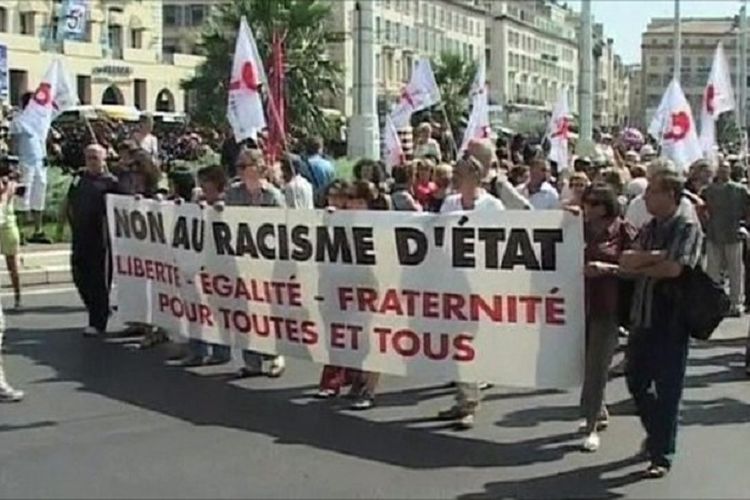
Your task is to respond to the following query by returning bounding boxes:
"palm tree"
[181,0,342,139]
[432,51,478,138]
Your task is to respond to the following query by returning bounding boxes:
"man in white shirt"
[10,92,50,243]
[520,158,560,210]
[281,154,314,209]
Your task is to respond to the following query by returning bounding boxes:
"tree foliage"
[431,51,478,137]
[181,0,343,139]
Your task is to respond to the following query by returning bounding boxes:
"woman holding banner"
[579,184,637,452]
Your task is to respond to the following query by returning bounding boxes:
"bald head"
[85,144,107,173]
[466,138,496,176]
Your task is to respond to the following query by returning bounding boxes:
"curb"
[0,248,72,288]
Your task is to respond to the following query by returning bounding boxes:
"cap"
[640,144,656,157]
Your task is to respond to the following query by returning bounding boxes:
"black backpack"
[676,266,730,340]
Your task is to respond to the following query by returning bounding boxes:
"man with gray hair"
[66,144,120,337]
[466,138,532,210]
[625,158,699,230]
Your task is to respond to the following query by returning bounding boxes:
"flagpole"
[577,0,594,156]
[438,103,458,161]
[740,0,748,136]
[674,0,682,82]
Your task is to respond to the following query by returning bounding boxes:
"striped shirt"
[630,212,704,329]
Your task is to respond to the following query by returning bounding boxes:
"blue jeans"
[626,324,689,468]
[188,339,231,361]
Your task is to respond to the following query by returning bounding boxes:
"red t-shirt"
[414,181,436,207]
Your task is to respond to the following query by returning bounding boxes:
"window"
[666,56,674,67]
[163,5,179,26]
[682,56,690,67]
[375,17,381,41]
[385,20,391,42]
[20,12,35,35]
[697,56,707,68]
[649,56,659,67]
[0,7,7,33]
[130,29,142,49]
[77,75,91,105]
[376,53,381,79]
[189,5,206,26]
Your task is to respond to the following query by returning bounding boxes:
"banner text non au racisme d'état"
[107,195,585,388]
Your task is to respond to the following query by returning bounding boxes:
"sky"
[568,0,741,64]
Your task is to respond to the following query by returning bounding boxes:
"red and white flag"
[15,59,77,140]
[459,60,490,153]
[699,42,735,158]
[648,79,703,172]
[382,115,404,172]
[547,91,571,171]
[390,58,442,128]
[227,16,267,143]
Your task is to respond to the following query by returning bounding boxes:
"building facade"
[331,0,487,116]
[487,0,578,114]
[0,0,202,112]
[627,64,643,128]
[641,17,741,126]
[162,0,486,117]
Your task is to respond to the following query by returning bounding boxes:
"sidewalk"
[0,243,72,288]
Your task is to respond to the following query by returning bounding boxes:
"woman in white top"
[413,122,442,162]
[437,155,503,430]
[440,155,505,213]
[133,114,159,167]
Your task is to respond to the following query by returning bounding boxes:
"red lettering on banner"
[453,335,476,361]
[422,291,440,318]
[330,323,347,348]
[545,297,566,325]
[357,288,378,312]
[443,294,467,321]
[469,295,502,322]
[518,296,543,324]
[380,289,403,315]
[117,256,181,287]
[392,329,420,357]
[507,296,518,323]
[301,321,319,345]
[375,327,391,353]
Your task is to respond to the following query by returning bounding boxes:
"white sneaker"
[82,326,99,338]
[581,432,601,452]
[267,356,286,378]
[0,387,25,403]
[315,389,336,399]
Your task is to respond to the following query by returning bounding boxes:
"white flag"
[390,58,442,128]
[648,79,703,172]
[547,91,571,171]
[460,60,490,153]
[15,59,77,140]
[382,115,404,172]
[227,16,267,143]
[699,42,735,158]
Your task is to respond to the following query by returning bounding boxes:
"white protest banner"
[108,195,585,388]
[390,58,442,128]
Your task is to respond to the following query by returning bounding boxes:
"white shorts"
[17,164,47,212]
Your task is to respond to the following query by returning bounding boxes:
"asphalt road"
[1,286,749,499]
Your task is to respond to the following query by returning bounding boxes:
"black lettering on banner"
[316,226,353,264]
[147,211,166,244]
[257,223,276,259]
[131,211,148,240]
[501,228,540,270]
[290,225,312,261]
[172,216,191,250]
[236,223,259,258]
[478,228,506,269]
[452,227,475,268]
[212,221,236,256]
[352,227,376,265]
[277,224,290,260]
[534,229,563,271]
[191,218,205,252]
[395,228,427,265]
[113,207,131,238]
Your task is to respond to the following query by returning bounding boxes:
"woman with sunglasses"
[579,183,637,452]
